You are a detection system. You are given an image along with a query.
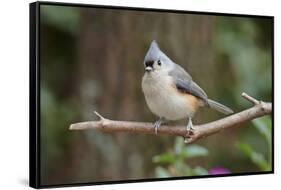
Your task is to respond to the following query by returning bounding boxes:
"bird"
[141,40,233,135]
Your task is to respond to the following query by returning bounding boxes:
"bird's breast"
[142,73,199,120]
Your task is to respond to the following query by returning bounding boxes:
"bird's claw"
[153,119,163,135]
[186,128,194,137]
[186,118,194,137]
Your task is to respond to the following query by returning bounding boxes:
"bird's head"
[143,40,174,74]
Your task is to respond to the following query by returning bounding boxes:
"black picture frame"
[29,1,274,188]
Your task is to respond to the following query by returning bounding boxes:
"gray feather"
[207,99,234,114]
[169,64,208,102]
[169,64,192,81]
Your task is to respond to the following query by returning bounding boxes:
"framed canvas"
[29,1,274,188]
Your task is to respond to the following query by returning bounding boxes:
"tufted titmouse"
[142,40,233,135]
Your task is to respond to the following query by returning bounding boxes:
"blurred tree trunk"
[74,8,215,181]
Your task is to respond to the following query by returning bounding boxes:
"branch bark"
[69,93,272,144]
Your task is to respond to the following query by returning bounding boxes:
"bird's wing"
[169,64,192,81]
[168,64,208,101]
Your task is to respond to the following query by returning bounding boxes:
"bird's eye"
[157,60,161,66]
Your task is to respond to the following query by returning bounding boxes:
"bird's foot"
[153,118,163,135]
[186,118,194,137]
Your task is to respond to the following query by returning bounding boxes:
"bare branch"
[69,93,272,144]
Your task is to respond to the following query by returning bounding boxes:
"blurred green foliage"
[215,18,272,104]
[236,116,272,171]
[41,5,80,34]
[153,138,209,177]
[40,87,79,180]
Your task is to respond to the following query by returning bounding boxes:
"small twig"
[94,111,106,120]
[242,92,260,105]
[69,92,272,144]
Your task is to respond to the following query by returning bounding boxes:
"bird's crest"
[144,40,171,63]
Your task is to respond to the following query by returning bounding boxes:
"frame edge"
[29,1,40,189]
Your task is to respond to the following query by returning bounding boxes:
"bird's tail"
[207,99,233,115]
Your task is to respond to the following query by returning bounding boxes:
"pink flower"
[208,167,230,175]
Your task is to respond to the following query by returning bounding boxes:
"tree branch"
[69,92,272,144]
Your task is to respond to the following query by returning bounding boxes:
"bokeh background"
[39,4,273,186]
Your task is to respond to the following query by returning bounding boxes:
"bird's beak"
[145,66,153,72]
